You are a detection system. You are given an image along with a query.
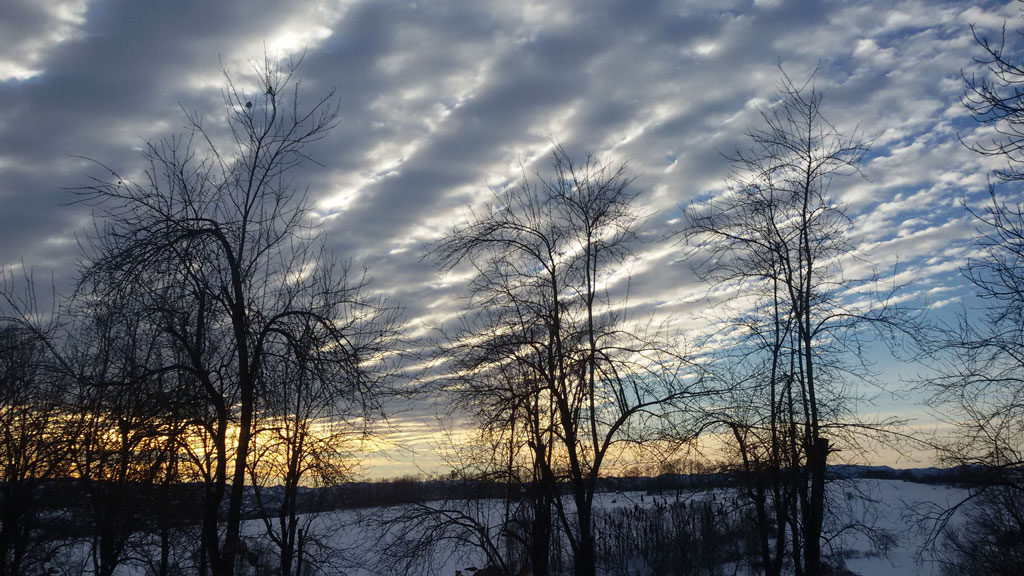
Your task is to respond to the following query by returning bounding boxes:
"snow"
[60,478,971,575]
[311,478,969,575]
[826,479,967,576]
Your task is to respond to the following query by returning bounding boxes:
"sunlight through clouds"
[0,0,1021,477]
[0,0,90,82]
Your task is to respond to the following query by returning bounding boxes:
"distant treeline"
[28,463,1000,534]
[334,464,1024,508]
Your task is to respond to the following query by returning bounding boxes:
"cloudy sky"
[1,0,1020,475]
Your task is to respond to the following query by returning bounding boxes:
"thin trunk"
[576,225,598,576]
[158,479,171,576]
[204,412,229,576]
[800,166,825,576]
[528,411,551,576]
[530,487,552,576]
[223,267,254,576]
[222,388,252,576]
[280,462,300,576]
[572,498,596,576]
[733,425,776,576]
[0,486,17,576]
[805,437,828,576]
[787,359,804,576]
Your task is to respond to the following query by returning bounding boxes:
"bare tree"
[74,54,399,576]
[682,72,906,576]
[72,301,163,576]
[50,278,195,576]
[935,487,1024,576]
[912,13,1024,569]
[924,188,1024,484]
[0,325,68,576]
[932,11,1024,483]
[963,14,1024,183]
[427,320,563,575]
[430,145,700,576]
[367,466,521,576]
[0,279,78,576]
[367,409,558,576]
[247,264,401,576]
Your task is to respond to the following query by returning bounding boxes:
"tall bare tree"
[67,291,176,576]
[248,267,400,576]
[682,73,904,576]
[430,145,699,576]
[939,11,1024,483]
[914,14,1024,570]
[0,322,71,576]
[0,277,80,576]
[75,55,399,576]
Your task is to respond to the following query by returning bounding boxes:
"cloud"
[0,0,1019,472]
[0,0,91,82]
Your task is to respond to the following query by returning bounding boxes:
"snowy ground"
[316,478,969,576]
[825,479,966,576]
[57,478,970,575]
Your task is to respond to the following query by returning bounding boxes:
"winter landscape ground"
[322,479,970,576]
[44,475,972,576]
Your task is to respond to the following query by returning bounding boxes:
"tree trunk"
[530,491,551,576]
[572,491,596,576]
[804,436,828,576]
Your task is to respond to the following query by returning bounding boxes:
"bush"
[938,487,1024,576]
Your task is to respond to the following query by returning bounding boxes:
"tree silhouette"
[75,55,400,576]
[430,145,700,576]
[682,72,906,576]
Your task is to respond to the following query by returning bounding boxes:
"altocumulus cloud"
[0,0,1020,470]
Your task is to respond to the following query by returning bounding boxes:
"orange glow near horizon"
[19,408,945,485]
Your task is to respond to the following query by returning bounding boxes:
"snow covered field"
[825,479,967,576]
[290,478,969,576]
[54,478,970,575]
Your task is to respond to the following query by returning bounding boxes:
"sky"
[1,0,1021,477]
